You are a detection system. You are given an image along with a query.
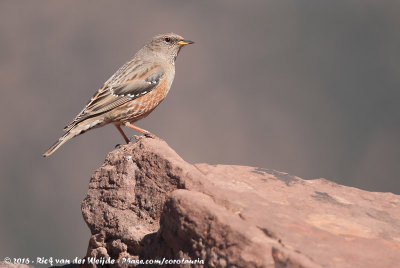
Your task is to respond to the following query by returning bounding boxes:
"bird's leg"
[124,122,156,139]
[115,124,130,144]
[124,122,150,134]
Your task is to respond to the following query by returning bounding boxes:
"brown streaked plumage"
[43,33,194,157]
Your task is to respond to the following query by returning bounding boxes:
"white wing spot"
[147,80,158,85]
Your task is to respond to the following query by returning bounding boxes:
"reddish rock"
[81,137,400,268]
[0,263,33,268]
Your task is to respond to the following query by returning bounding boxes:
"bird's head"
[145,33,194,64]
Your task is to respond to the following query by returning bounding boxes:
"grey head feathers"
[137,33,193,64]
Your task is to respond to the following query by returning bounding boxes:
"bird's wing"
[64,63,165,131]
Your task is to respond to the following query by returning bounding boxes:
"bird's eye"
[164,37,171,43]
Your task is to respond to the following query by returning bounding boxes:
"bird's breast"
[111,75,172,123]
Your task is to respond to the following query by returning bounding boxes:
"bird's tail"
[43,118,103,157]
[43,129,77,157]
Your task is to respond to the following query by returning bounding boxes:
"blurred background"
[1,0,399,262]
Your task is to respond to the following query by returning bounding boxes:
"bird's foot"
[143,131,157,139]
[130,132,157,141]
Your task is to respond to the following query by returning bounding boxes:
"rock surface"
[81,137,400,268]
[0,263,33,268]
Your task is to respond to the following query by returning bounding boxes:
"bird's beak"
[177,40,194,45]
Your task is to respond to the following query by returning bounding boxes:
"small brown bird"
[43,33,193,157]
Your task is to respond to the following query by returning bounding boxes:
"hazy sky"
[1,0,399,261]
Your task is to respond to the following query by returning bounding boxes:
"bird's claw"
[130,132,156,141]
[143,132,156,139]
